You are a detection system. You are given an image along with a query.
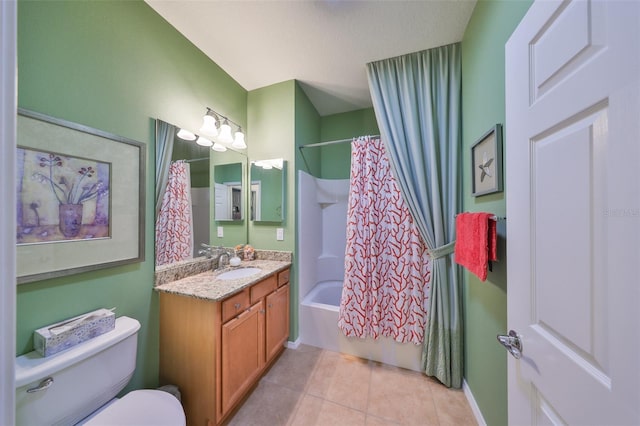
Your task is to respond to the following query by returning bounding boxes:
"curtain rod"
[183,157,209,163]
[299,135,381,149]
[454,213,506,221]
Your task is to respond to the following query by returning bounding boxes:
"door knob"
[497,330,522,359]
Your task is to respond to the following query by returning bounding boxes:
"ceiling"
[146,0,477,116]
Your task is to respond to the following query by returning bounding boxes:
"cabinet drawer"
[277,269,290,287]
[250,275,277,304]
[222,289,250,323]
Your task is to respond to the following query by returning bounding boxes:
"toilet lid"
[83,389,186,426]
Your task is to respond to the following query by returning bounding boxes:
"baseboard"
[463,379,487,426]
[286,337,301,349]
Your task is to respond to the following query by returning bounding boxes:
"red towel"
[454,212,498,282]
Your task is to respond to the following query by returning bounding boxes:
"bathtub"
[302,280,342,310]
[299,280,423,372]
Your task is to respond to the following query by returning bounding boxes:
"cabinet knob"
[268,304,273,308]
[259,309,265,314]
[234,303,241,310]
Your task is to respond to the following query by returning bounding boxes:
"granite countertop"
[154,259,291,301]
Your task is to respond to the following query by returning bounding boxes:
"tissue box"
[34,308,115,357]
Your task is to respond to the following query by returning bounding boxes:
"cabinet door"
[265,283,290,363]
[221,300,264,415]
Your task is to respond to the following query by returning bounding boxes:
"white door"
[505,0,639,424]
[1,1,17,424]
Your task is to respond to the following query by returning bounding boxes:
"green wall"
[17,0,247,392]
[295,83,322,178]
[461,1,532,425]
[171,138,211,187]
[295,106,379,180]
[319,108,379,179]
[246,81,296,252]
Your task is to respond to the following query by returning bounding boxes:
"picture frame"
[471,124,503,197]
[16,108,145,284]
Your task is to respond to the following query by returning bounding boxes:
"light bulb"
[232,129,246,149]
[200,113,218,137]
[212,143,227,152]
[177,129,196,141]
[196,136,212,147]
[218,119,233,144]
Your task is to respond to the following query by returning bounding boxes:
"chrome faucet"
[199,244,234,270]
[213,247,234,270]
[198,243,214,258]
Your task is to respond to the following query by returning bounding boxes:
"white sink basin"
[216,267,262,280]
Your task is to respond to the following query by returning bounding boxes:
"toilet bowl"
[79,389,184,425]
[15,316,185,425]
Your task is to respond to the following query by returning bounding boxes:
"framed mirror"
[250,158,286,222]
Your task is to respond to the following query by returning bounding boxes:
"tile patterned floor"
[227,345,478,426]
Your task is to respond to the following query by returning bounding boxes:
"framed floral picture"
[16,108,145,284]
[471,124,503,197]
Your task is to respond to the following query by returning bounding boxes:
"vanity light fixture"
[197,107,246,150]
[253,158,283,170]
[196,136,213,147]
[176,129,196,141]
[200,111,218,138]
[232,127,247,149]
[217,118,234,145]
[212,142,227,152]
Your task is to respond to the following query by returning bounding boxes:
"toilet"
[15,316,185,425]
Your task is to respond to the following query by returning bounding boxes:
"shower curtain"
[338,136,431,345]
[367,43,462,388]
[155,161,194,266]
[155,119,176,216]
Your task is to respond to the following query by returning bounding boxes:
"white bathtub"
[302,280,342,310]
[300,280,423,372]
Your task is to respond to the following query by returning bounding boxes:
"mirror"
[155,122,248,268]
[214,163,243,221]
[170,133,211,258]
[250,159,286,222]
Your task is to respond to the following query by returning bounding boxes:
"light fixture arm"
[205,107,242,134]
[177,107,247,151]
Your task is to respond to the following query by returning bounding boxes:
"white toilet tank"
[15,316,141,425]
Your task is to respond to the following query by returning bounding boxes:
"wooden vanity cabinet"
[266,283,290,363]
[221,299,264,415]
[159,268,290,426]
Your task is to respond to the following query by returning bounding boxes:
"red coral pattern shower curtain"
[338,137,431,344]
[155,161,193,266]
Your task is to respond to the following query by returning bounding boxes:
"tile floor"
[227,345,478,426]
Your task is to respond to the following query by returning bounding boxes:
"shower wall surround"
[297,171,349,300]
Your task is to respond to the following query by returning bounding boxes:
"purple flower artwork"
[17,147,110,244]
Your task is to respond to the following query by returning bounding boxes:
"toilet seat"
[83,389,186,425]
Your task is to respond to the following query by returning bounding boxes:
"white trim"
[285,337,301,350]
[463,379,487,426]
[0,0,17,424]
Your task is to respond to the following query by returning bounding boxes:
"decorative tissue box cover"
[34,308,115,357]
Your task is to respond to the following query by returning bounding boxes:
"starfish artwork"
[478,151,494,182]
